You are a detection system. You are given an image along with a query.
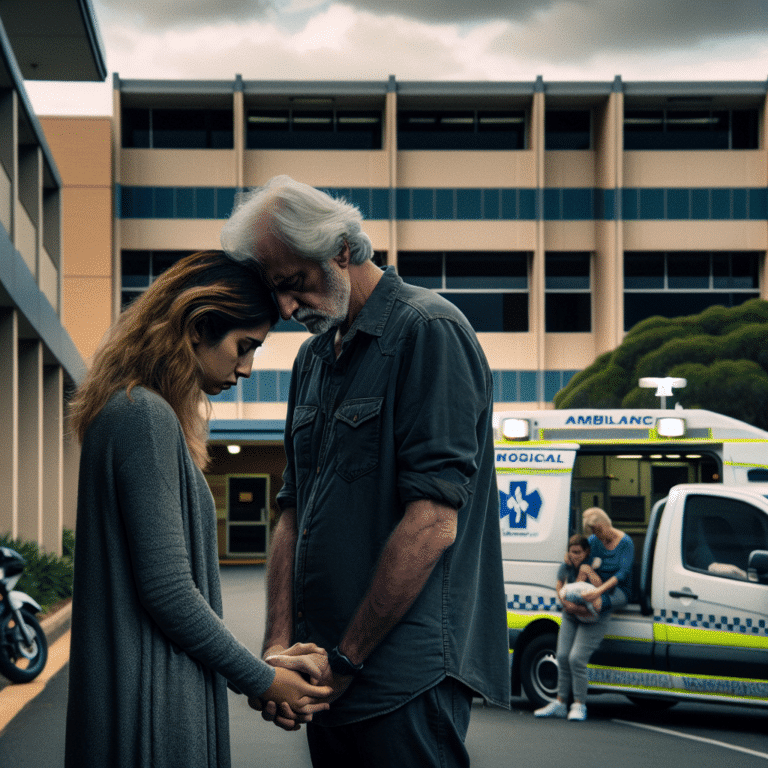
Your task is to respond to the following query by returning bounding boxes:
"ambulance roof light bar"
[639,376,686,410]
[501,418,530,440]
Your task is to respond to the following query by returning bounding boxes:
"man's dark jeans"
[306,677,474,768]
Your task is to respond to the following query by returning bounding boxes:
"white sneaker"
[568,702,587,721]
[534,700,567,718]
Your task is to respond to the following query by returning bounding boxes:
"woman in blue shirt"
[535,507,634,722]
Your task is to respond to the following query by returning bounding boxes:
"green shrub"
[0,530,74,614]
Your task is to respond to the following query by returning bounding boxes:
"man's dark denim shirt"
[278,266,510,725]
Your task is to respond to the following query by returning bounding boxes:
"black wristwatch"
[329,646,364,677]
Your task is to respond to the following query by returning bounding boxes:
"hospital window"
[545,111,591,150]
[623,251,760,330]
[545,252,591,332]
[623,109,759,150]
[121,250,193,309]
[246,109,383,149]
[397,251,529,332]
[397,110,526,150]
[122,108,234,149]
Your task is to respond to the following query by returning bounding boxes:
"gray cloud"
[94,0,767,55]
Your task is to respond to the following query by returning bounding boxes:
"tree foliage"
[554,299,768,430]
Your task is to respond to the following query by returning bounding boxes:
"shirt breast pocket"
[334,397,383,483]
[291,405,317,489]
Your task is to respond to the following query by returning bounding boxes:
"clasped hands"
[247,643,353,731]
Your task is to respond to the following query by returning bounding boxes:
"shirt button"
[297,611,304,619]
[316,466,321,474]
[303,529,308,536]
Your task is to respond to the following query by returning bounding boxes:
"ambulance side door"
[660,490,768,687]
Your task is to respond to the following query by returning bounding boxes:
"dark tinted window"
[398,110,525,150]
[546,110,591,150]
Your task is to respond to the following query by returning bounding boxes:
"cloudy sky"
[26,0,768,115]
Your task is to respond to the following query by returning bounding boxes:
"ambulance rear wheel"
[520,633,559,708]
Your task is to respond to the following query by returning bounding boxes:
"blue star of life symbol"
[499,482,542,529]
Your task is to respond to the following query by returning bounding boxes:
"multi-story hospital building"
[39,74,768,559]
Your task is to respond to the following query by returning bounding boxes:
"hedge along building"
[0,0,107,555]
[45,74,768,561]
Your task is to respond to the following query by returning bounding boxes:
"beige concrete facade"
[40,76,768,558]
[0,1,105,554]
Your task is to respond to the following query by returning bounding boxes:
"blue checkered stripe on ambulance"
[508,594,560,612]
[656,609,767,635]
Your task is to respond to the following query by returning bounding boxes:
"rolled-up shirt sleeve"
[394,315,491,511]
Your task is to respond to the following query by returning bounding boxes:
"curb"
[0,602,72,695]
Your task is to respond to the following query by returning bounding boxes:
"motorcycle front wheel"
[0,609,48,683]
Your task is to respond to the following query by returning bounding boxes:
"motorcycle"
[0,546,48,683]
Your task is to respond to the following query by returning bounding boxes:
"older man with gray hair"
[221,175,509,768]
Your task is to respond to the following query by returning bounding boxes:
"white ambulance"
[495,408,768,710]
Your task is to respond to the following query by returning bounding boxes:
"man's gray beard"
[294,262,350,334]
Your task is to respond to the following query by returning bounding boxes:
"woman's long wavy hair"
[69,250,279,468]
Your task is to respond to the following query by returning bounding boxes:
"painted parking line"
[613,718,768,761]
[0,629,71,734]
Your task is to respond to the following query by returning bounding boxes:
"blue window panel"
[666,188,690,220]
[345,188,371,219]
[273,317,306,332]
[544,188,561,220]
[691,188,710,219]
[562,188,593,220]
[395,188,411,219]
[435,188,454,220]
[621,188,639,221]
[258,370,278,402]
[216,188,237,219]
[733,188,747,220]
[278,371,293,401]
[482,189,501,220]
[749,188,767,220]
[711,188,731,220]
[241,373,259,402]
[639,188,664,220]
[500,189,517,219]
[519,189,536,220]
[520,371,537,402]
[114,184,123,217]
[456,189,482,220]
[491,370,503,402]
[176,187,196,219]
[197,188,215,218]
[563,370,579,388]
[412,188,434,219]
[210,384,237,403]
[124,187,154,218]
[501,371,518,402]
[154,187,175,218]
[544,370,563,402]
[370,188,390,220]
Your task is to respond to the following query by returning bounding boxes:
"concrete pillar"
[43,365,64,555]
[17,340,43,545]
[0,309,19,537]
[386,76,398,268]
[531,78,546,406]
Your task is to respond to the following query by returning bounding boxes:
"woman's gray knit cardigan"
[65,387,275,768]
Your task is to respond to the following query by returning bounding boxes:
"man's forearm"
[263,507,298,655]
[338,499,457,665]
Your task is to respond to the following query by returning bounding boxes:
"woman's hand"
[249,666,332,729]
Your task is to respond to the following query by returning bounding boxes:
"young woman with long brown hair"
[65,251,331,768]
